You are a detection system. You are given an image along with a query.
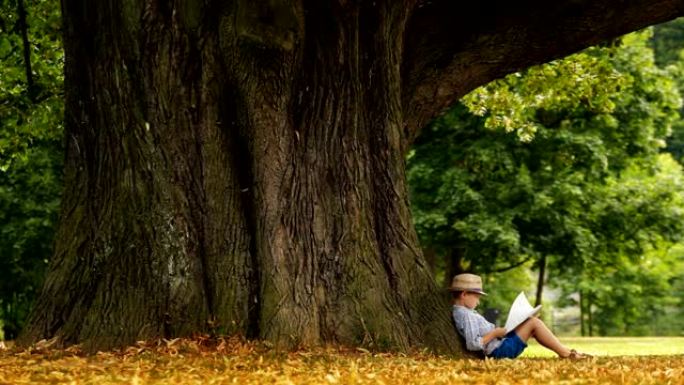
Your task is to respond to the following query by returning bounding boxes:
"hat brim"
[448,288,488,296]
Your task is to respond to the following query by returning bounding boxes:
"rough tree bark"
[20,0,684,353]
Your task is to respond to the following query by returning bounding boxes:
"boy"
[450,273,589,359]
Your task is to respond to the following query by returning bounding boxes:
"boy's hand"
[482,327,508,345]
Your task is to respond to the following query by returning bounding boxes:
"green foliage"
[462,45,627,142]
[410,30,681,268]
[0,0,63,339]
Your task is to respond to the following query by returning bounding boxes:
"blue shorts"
[488,331,527,359]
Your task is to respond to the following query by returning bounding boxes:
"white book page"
[504,291,542,332]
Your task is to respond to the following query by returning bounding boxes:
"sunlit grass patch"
[523,337,684,357]
[0,337,682,384]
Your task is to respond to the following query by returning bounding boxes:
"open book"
[504,291,542,332]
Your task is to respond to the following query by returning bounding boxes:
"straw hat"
[448,273,487,295]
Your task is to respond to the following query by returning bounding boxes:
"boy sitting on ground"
[450,273,590,359]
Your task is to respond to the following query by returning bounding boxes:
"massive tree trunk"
[20,0,684,352]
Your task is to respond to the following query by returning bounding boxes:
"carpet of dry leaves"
[0,337,682,385]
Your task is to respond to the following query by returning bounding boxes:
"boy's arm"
[457,311,504,351]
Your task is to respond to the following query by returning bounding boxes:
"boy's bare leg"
[514,317,571,357]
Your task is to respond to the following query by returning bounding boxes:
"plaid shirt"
[452,305,502,355]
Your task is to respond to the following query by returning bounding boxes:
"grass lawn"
[0,337,682,384]
[523,336,684,357]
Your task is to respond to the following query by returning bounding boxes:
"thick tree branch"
[402,0,684,144]
[487,255,535,274]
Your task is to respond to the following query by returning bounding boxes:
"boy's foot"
[565,349,592,359]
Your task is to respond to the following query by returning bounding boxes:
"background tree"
[653,17,684,67]
[14,0,684,352]
[552,154,684,336]
[653,18,684,163]
[0,0,63,340]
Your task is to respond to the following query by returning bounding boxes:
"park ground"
[0,337,682,384]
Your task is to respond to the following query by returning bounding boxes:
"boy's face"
[461,291,482,309]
